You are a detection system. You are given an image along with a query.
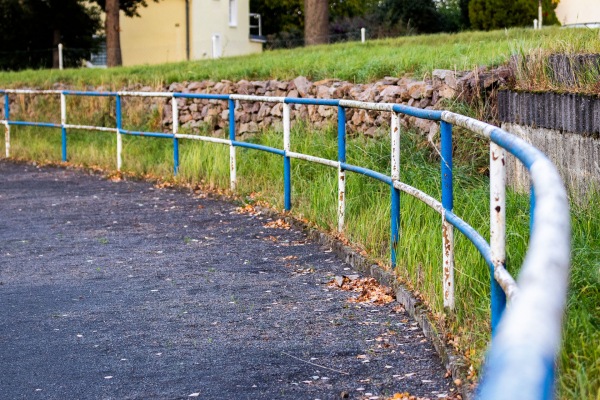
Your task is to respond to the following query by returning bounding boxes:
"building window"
[229,0,237,27]
[89,39,107,67]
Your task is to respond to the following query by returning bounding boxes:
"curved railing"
[0,88,571,399]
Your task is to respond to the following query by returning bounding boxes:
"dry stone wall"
[161,66,511,138]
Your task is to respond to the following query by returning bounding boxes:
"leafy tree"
[250,0,378,46]
[91,0,160,67]
[250,0,303,38]
[374,0,442,34]
[437,0,471,31]
[251,0,467,48]
[0,0,101,71]
[469,0,559,30]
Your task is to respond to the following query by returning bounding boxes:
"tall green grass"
[1,27,599,89]
[4,116,598,399]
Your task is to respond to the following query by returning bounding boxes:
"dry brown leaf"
[263,218,291,230]
[328,276,395,305]
[234,204,261,216]
[106,171,123,182]
[154,180,176,189]
[392,305,405,313]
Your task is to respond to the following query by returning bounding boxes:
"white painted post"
[490,142,507,294]
[172,96,179,135]
[361,28,366,43]
[338,166,345,232]
[58,43,64,70]
[4,122,9,158]
[230,147,236,190]
[533,19,538,29]
[391,112,400,182]
[60,93,66,126]
[442,212,455,309]
[116,129,122,171]
[116,95,122,171]
[283,103,290,153]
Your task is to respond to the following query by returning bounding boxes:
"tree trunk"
[106,0,122,67]
[304,0,329,46]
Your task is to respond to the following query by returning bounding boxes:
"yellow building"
[555,0,600,26]
[118,0,264,66]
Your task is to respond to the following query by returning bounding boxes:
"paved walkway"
[0,161,454,399]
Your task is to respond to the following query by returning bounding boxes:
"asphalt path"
[0,161,455,400]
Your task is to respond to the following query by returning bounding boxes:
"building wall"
[192,0,262,60]
[118,0,262,66]
[555,0,600,25]
[120,0,187,66]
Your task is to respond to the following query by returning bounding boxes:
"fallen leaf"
[263,219,291,230]
[328,277,395,305]
[234,204,261,216]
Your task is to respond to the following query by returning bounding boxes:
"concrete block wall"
[499,90,600,198]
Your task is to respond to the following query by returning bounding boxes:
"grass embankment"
[1,27,599,399]
[0,27,599,92]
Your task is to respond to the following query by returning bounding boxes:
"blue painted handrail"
[0,88,570,399]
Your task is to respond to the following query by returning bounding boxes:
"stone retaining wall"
[162,66,511,138]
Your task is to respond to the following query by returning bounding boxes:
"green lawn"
[1,27,599,91]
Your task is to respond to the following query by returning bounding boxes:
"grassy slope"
[0,27,599,88]
[1,27,599,399]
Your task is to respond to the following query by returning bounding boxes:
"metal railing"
[0,88,571,399]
